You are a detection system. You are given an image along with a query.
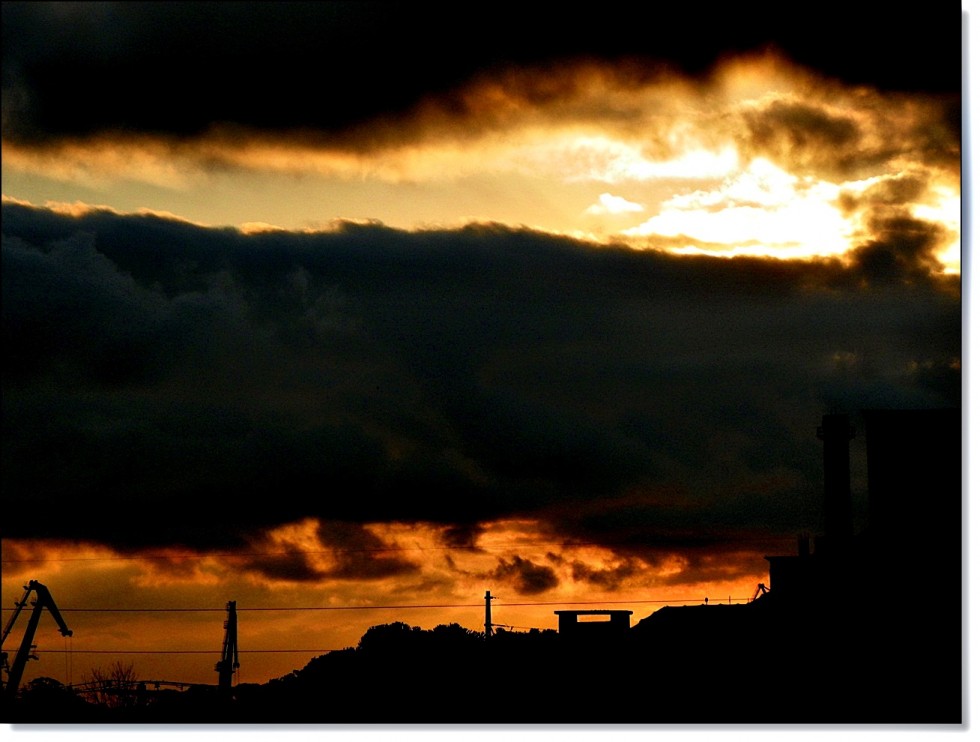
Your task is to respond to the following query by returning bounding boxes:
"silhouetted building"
[763,532,814,597]
[817,413,855,550]
[765,408,960,592]
[859,408,962,721]
[764,413,858,599]
[757,408,962,722]
[554,610,632,640]
[863,408,960,565]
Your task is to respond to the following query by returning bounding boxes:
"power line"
[496,598,723,607]
[26,603,481,613]
[38,651,327,655]
[491,623,540,631]
[2,598,744,613]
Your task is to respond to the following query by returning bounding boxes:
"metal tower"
[215,600,239,691]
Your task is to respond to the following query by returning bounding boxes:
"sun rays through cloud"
[2,53,959,271]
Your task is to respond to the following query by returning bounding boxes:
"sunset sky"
[1,3,964,692]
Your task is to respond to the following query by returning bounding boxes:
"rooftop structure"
[554,609,632,640]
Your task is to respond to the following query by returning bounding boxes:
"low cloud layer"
[2,202,960,567]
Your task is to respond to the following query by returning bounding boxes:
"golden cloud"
[1,52,959,270]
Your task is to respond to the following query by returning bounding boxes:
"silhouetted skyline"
[2,403,963,723]
[0,2,963,721]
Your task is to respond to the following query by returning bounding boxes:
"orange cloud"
[3,518,775,686]
[2,52,958,272]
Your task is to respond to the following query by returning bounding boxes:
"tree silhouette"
[11,677,97,722]
[85,661,139,710]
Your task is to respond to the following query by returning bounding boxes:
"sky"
[0,2,964,693]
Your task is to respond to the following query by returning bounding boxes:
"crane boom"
[1,580,73,701]
[0,584,34,648]
[215,600,239,691]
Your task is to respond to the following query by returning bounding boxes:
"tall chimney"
[817,414,855,548]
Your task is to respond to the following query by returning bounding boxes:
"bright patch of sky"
[585,192,645,215]
[623,158,853,257]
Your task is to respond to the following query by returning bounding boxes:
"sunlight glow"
[585,192,645,215]
[912,188,962,273]
[526,135,740,183]
[623,158,853,257]
[0,53,960,274]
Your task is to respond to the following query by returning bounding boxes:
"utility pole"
[484,590,495,639]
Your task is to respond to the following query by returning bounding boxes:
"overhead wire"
[3,597,749,613]
[34,649,339,654]
[8,594,749,687]
[3,596,748,661]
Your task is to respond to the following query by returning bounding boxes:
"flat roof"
[553,609,633,616]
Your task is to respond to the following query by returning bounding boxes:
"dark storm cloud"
[439,524,486,551]
[745,100,860,147]
[565,556,643,592]
[740,100,863,177]
[240,551,329,584]
[0,202,960,558]
[837,174,931,214]
[239,521,418,583]
[315,521,419,580]
[838,174,955,283]
[490,556,559,595]
[850,214,951,282]
[739,95,960,181]
[1,2,960,144]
